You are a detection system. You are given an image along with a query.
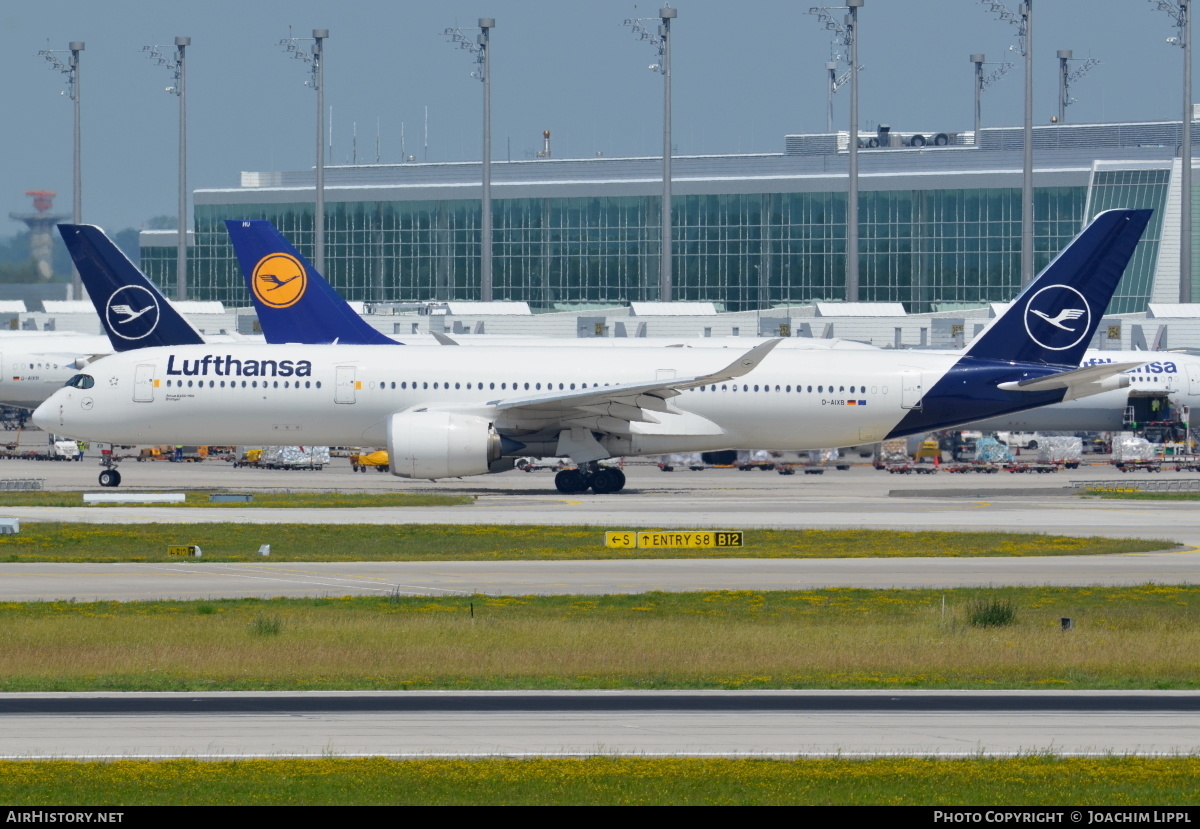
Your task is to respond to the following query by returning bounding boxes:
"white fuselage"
[36,343,966,457]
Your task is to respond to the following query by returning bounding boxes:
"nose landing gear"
[97,444,122,487]
[554,463,626,494]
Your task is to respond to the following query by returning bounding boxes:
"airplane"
[223,218,1198,440]
[35,209,1151,491]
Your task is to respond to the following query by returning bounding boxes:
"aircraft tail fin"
[224,220,398,345]
[965,209,1152,365]
[57,224,206,352]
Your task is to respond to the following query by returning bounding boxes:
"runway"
[2,551,1198,601]
[2,691,1198,758]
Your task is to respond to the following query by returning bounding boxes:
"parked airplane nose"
[31,392,62,432]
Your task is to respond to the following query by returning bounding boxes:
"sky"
[2,0,1194,235]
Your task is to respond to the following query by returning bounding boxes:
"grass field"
[3,587,1198,691]
[3,757,1198,805]
[0,490,471,508]
[0,523,1170,562]
[1091,490,1200,501]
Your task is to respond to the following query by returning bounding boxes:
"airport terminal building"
[144,120,1197,316]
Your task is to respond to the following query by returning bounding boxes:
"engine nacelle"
[387,411,502,479]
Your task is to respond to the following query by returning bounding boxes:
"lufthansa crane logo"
[251,253,307,309]
[1023,284,1091,351]
[105,286,160,342]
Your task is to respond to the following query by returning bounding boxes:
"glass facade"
[170,162,1172,313]
[1086,167,1169,314]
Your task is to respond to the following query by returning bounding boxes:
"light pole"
[279,29,328,273]
[1151,0,1193,303]
[810,2,863,302]
[143,37,190,300]
[38,41,84,300]
[979,1,1034,286]
[1055,50,1100,124]
[970,53,1013,138]
[624,7,677,303]
[444,18,496,302]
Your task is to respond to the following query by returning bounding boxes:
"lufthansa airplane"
[37,209,1150,491]
[225,216,1197,435]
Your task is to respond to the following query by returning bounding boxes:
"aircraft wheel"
[98,469,121,488]
[590,468,623,494]
[555,469,589,495]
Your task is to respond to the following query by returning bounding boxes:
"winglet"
[965,209,1153,366]
[57,224,205,352]
[224,219,399,346]
[694,338,783,384]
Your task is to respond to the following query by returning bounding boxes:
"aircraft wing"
[488,338,781,417]
[997,360,1143,401]
[454,339,781,461]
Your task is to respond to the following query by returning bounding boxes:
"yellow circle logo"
[251,253,307,309]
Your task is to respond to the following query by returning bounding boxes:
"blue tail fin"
[57,224,206,351]
[965,209,1152,365]
[224,220,398,345]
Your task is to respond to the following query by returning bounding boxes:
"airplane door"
[901,371,924,410]
[335,365,357,404]
[133,364,155,402]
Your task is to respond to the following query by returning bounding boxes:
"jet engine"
[387,410,502,479]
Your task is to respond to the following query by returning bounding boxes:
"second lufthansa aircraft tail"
[225,219,398,346]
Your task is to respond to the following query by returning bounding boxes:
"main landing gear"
[554,464,626,494]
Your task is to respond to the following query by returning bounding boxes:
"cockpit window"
[65,374,94,389]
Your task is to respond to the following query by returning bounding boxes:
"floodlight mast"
[979,0,1034,286]
[278,29,328,273]
[38,41,85,299]
[444,18,496,302]
[142,37,191,300]
[624,7,677,303]
[970,53,1014,137]
[1056,50,1100,124]
[1151,0,1192,303]
[809,2,863,302]
[826,57,861,134]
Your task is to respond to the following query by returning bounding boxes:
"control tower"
[9,190,67,280]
